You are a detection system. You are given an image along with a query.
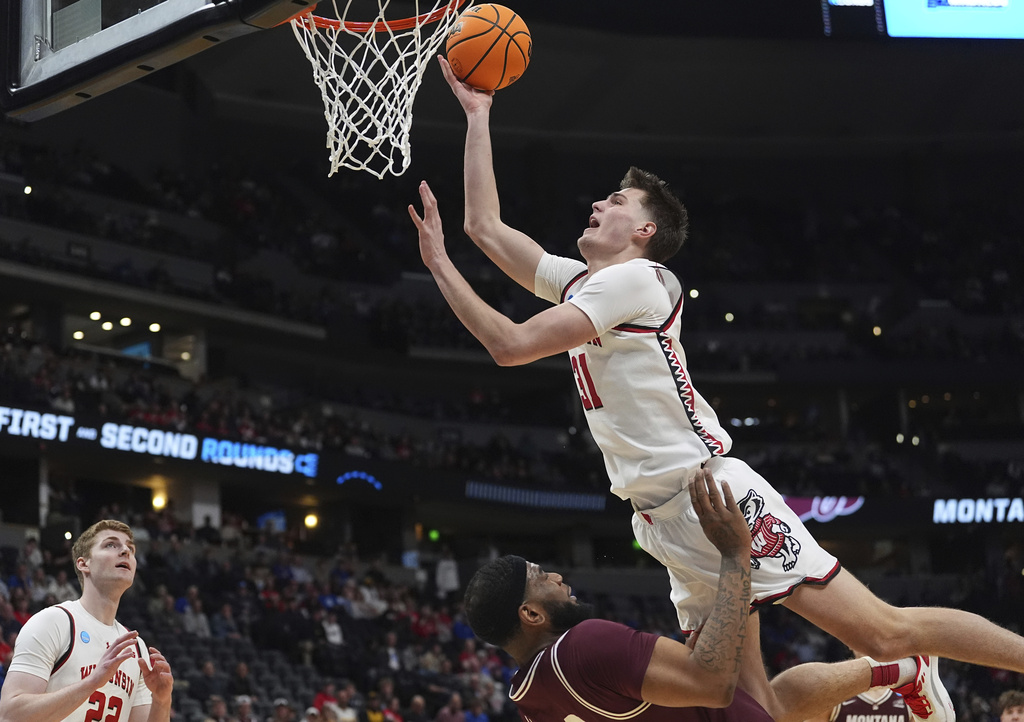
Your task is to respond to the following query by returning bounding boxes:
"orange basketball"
[445,4,532,91]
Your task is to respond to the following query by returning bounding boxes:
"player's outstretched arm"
[640,470,752,709]
[438,56,545,293]
[0,631,141,722]
[410,180,598,366]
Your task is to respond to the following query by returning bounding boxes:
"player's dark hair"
[997,690,1024,715]
[620,166,689,263]
[464,555,528,647]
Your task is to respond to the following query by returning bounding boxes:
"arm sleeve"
[567,263,668,335]
[534,253,587,305]
[560,620,658,699]
[6,606,71,680]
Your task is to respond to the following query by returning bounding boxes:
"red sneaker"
[893,656,956,722]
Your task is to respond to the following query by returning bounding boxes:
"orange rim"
[296,0,466,32]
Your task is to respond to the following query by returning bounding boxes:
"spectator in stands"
[0,629,15,669]
[999,690,1024,722]
[326,688,357,722]
[235,695,258,722]
[457,640,480,674]
[462,698,487,722]
[321,611,344,648]
[227,661,258,702]
[11,595,31,626]
[434,549,459,604]
[340,679,365,712]
[196,515,223,546]
[0,601,22,635]
[18,538,43,572]
[191,659,229,704]
[46,570,77,603]
[313,681,338,711]
[374,632,403,677]
[305,707,323,722]
[402,695,428,722]
[382,696,403,722]
[357,691,384,722]
[6,563,31,594]
[28,567,52,607]
[433,693,463,722]
[212,602,243,639]
[183,598,213,637]
[269,697,294,722]
[204,694,236,722]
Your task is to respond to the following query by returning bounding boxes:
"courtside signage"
[0,404,318,478]
[933,498,1024,524]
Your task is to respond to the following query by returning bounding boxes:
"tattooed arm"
[639,469,752,709]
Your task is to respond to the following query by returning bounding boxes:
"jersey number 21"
[570,351,603,411]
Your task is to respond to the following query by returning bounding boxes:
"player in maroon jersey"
[464,469,944,722]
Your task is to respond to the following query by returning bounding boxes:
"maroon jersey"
[510,619,772,722]
[828,690,909,722]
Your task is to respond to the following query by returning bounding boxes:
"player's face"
[82,531,137,589]
[579,187,651,258]
[525,562,596,633]
[1003,705,1024,722]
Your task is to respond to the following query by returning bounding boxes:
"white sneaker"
[893,656,956,722]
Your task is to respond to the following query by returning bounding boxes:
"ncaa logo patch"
[80,631,91,643]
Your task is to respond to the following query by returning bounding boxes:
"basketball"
[445,4,532,91]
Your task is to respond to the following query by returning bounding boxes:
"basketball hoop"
[289,0,466,178]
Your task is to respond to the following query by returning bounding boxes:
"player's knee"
[851,612,915,660]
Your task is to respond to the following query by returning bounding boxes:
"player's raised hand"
[88,631,140,688]
[438,56,494,113]
[688,468,751,560]
[140,647,174,704]
[408,181,448,270]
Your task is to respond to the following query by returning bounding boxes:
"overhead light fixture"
[72,331,84,340]
[89,311,101,321]
[101,322,113,331]
[120,317,131,327]
[149,323,161,332]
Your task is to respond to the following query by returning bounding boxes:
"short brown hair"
[998,690,1024,715]
[620,167,689,263]
[72,520,134,587]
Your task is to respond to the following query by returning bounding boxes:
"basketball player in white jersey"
[407,55,1024,720]
[0,519,174,722]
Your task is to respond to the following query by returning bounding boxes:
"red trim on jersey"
[749,561,842,609]
[559,271,590,304]
[51,605,76,674]
[614,293,683,333]
[658,334,728,456]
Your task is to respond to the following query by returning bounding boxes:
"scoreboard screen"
[883,0,1024,38]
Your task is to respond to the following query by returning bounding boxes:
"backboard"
[1,0,312,121]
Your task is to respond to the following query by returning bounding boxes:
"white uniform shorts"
[631,455,840,632]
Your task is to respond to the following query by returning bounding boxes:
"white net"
[290,0,464,179]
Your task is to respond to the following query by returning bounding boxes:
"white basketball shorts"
[631,455,840,632]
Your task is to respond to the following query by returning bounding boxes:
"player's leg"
[783,568,1024,673]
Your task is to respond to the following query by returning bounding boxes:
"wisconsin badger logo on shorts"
[737,490,801,571]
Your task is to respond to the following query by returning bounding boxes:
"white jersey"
[535,254,733,508]
[7,599,153,722]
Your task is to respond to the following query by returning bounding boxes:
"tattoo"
[691,554,751,677]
